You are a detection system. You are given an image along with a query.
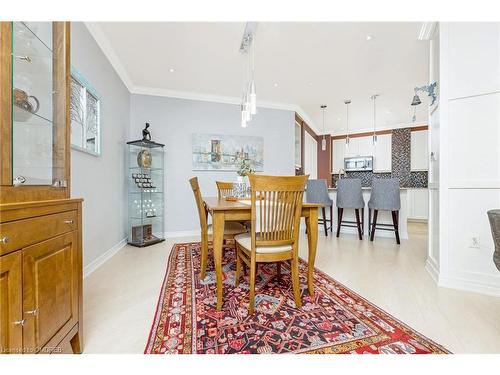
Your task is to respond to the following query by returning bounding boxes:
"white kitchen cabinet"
[304,131,318,179]
[407,188,429,220]
[411,130,428,171]
[332,138,346,172]
[344,137,359,158]
[373,133,392,172]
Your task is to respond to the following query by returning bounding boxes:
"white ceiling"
[92,22,430,134]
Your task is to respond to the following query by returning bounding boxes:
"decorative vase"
[487,209,500,272]
[234,175,247,197]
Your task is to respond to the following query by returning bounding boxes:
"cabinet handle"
[25,309,39,316]
[0,236,9,244]
[63,220,74,224]
[13,319,25,326]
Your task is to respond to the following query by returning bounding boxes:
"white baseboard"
[165,230,200,238]
[438,274,500,297]
[425,258,439,283]
[83,237,127,279]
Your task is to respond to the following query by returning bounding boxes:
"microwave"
[344,156,373,172]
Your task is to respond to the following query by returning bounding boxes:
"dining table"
[203,196,322,311]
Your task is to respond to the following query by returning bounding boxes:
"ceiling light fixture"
[273,82,279,87]
[239,22,258,128]
[344,99,351,148]
[370,94,379,147]
[320,105,327,151]
[169,68,175,73]
[366,35,372,41]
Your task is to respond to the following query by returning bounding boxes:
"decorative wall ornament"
[192,133,263,171]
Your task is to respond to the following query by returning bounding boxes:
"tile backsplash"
[331,128,428,188]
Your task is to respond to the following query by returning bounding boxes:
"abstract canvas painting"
[192,133,264,171]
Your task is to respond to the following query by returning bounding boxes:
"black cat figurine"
[142,122,151,141]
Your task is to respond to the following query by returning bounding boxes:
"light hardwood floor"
[83,223,500,353]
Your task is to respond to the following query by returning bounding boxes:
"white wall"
[437,22,500,295]
[71,23,129,270]
[130,94,295,234]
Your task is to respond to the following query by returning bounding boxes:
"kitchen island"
[328,187,409,240]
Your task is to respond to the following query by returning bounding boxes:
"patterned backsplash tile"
[331,128,428,188]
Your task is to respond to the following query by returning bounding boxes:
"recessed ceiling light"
[273,82,279,87]
[366,35,372,41]
[169,68,175,73]
[337,117,341,121]
[385,110,392,114]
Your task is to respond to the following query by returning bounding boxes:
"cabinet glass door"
[11,22,67,186]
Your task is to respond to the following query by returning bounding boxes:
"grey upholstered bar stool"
[336,179,365,240]
[368,178,401,244]
[306,179,333,236]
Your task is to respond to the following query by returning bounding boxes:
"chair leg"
[355,209,362,240]
[392,210,401,245]
[361,208,365,234]
[276,262,281,282]
[235,246,241,287]
[248,257,257,314]
[336,208,343,237]
[322,207,328,236]
[368,208,371,236]
[200,236,209,280]
[330,205,333,232]
[370,209,378,241]
[291,255,302,309]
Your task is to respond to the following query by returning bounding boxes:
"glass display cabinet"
[127,139,165,247]
[0,21,70,204]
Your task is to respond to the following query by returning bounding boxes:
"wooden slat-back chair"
[216,181,235,198]
[189,177,247,279]
[234,174,308,314]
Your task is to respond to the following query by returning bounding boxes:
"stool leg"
[322,207,328,236]
[336,208,343,237]
[355,209,362,240]
[370,209,378,241]
[392,210,400,245]
[330,205,333,232]
[361,207,365,234]
[368,208,371,236]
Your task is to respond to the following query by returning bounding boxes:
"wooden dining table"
[203,196,322,311]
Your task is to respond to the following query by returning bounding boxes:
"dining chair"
[234,174,308,314]
[189,177,247,280]
[306,179,333,236]
[216,181,234,198]
[368,178,401,244]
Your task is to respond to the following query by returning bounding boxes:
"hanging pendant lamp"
[370,94,379,146]
[321,105,327,151]
[344,100,351,148]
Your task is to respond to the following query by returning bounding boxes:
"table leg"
[305,207,318,297]
[212,211,225,311]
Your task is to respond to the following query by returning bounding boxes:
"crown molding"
[83,22,134,91]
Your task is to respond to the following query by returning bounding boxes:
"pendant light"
[370,94,379,146]
[239,23,258,127]
[320,105,327,151]
[344,100,351,148]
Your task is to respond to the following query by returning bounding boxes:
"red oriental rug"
[145,241,450,354]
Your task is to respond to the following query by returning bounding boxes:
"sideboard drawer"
[0,210,77,256]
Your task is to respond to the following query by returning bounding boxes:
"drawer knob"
[25,308,39,316]
[0,236,9,244]
[13,319,25,326]
[63,220,74,224]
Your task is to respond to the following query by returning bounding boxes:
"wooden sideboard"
[0,22,83,354]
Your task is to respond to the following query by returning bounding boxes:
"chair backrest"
[216,181,234,198]
[306,179,331,205]
[189,177,208,232]
[248,174,308,250]
[336,178,364,209]
[369,178,401,211]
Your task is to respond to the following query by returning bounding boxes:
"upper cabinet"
[373,133,392,172]
[411,130,428,171]
[332,138,345,172]
[0,22,70,204]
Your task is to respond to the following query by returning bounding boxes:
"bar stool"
[368,178,401,244]
[336,178,365,240]
[306,179,333,236]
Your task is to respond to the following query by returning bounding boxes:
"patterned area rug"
[145,241,449,354]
